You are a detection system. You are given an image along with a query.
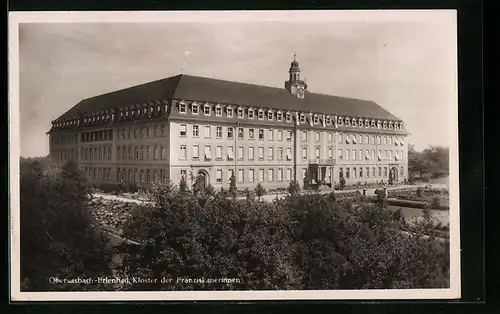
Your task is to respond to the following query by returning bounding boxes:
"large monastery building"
[48,56,409,190]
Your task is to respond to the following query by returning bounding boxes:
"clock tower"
[285,54,307,99]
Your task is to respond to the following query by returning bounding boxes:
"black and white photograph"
[9,10,460,301]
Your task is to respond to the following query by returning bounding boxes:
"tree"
[20,160,114,291]
[229,175,237,198]
[179,175,189,194]
[287,180,301,195]
[255,183,266,200]
[408,144,449,179]
[205,184,215,197]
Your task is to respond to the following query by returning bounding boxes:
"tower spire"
[284,55,307,99]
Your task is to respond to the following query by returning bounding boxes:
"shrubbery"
[117,182,450,290]
[20,159,115,291]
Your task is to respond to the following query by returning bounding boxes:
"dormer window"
[179,103,187,114]
[137,109,140,115]
[352,118,357,127]
[313,115,319,124]
[215,106,222,116]
[300,114,306,123]
[157,105,161,112]
[204,104,211,115]
[286,112,291,122]
[345,117,351,126]
[267,110,274,120]
[371,120,375,128]
[227,107,233,118]
[338,117,344,126]
[358,118,363,127]
[149,107,153,114]
[237,107,244,119]
[326,115,331,125]
[277,111,283,121]
[389,121,393,129]
[400,122,404,129]
[144,107,147,114]
[377,120,382,129]
[258,109,264,120]
[248,109,255,119]
[192,104,199,115]
[383,121,387,129]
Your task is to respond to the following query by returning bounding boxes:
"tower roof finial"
[294,53,296,61]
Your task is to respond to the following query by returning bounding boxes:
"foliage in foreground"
[20,159,115,291]
[118,183,450,291]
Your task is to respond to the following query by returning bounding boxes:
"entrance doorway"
[196,170,209,190]
[389,167,398,184]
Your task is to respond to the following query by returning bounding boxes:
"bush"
[287,181,301,195]
[20,160,115,291]
[116,183,450,291]
[339,177,346,190]
[255,183,266,199]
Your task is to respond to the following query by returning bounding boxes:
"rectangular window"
[238,127,244,140]
[371,136,375,145]
[313,115,319,124]
[179,103,186,113]
[204,106,211,115]
[277,130,283,141]
[302,147,307,159]
[267,111,273,120]
[346,149,350,161]
[258,129,264,140]
[147,146,151,160]
[227,107,233,118]
[328,147,333,159]
[338,149,343,160]
[328,133,333,143]
[258,146,264,159]
[315,147,320,159]
[249,169,255,183]
[277,147,283,160]
[192,104,199,114]
[383,136,387,145]
[286,168,292,181]
[286,147,292,160]
[216,145,222,159]
[248,110,254,119]
[227,146,234,160]
[346,168,350,179]
[248,146,255,160]
[227,127,234,139]
[287,131,292,141]
[180,170,187,180]
[258,110,264,120]
[259,169,265,182]
[192,125,199,137]
[238,108,244,118]
[302,131,307,141]
[161,145,165,160]
[193,145,199,159]
[204,126,211,138]
[160,124,166,137]
[268,129,274,141]
[268,147,274,160]
[315,132,320,142]
[216,126,222,139]
[238,146,244,160]
[216,169,222,184]
[204,145,211,160]
[286,113,291,122]
[300,115,305,123]
[228,169,234,182]
[277,112,283,121]
[215,107,222,116]
[249,128,255,139]
[268,169,274,181]
[360,167,363,178]
[180,124,187,136]
[277,169,283,181]
[237,169,244,183]
[378,136,381,145]
[378,167,382,177]
[352,149,356,160]
[384,167,388,177]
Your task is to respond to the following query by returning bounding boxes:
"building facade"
[48,57,409,190]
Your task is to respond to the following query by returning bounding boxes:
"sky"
[15,11,457,157]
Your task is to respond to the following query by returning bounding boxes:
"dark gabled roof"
[57,74,401,121]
